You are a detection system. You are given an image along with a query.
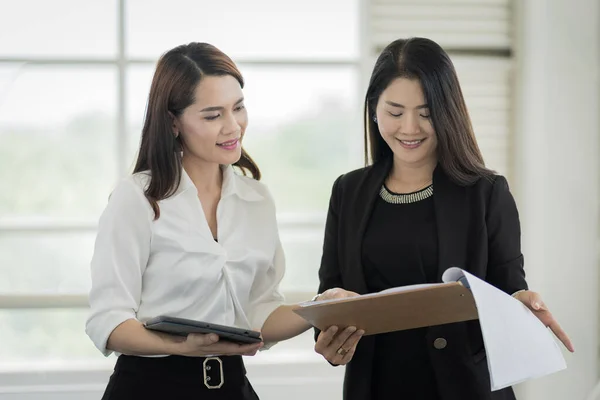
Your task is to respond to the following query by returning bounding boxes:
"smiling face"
[172,74,248,167]
[374,77,437,169]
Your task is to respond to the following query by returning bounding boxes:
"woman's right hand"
[313,287,363,365]
[315,326,364,365]
[171,333,264,357]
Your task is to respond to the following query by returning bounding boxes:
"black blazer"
[317,159,528,400]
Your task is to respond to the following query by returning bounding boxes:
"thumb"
[528,292,546,311]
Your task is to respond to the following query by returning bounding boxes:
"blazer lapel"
[433,166,470,281]
[348,159,392,294]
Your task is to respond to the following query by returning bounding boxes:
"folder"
[292,281,478,335]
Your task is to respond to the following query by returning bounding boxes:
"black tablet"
[143,316,262,345]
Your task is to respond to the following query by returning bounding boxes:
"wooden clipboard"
[293,282,479,335]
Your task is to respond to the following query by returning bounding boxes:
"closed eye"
[388,112,430,118]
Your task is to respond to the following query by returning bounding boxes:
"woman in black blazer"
[312,37,574,400]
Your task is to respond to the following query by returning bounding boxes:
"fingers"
[314,326,339,354]
[187,333,220,346]
[319,288,361,301]
[315,326,364,365]
[521,293,576,353]
[185,333,264,356]
[546,317,575,352]
[333,329,364,365]
[323,326,356,361]
[328,326,358,357]
[208,341,264,356]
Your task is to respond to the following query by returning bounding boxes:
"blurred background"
[0,0,598,399]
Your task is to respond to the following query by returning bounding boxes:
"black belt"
[115,354,246,390]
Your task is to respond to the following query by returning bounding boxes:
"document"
[294,267,567,390]
[442,268,566,390]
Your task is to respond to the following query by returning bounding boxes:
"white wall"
[512,0,600,399]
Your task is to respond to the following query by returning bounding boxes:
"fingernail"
[348,326,357,333]
[330,326,338,333]
[358,330,365,336]
[533,302,540,310]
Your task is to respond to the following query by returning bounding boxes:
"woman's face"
[173,74,248,166]
[375,77,437,168]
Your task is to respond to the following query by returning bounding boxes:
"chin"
[219,151,243,166]
[393,149,435,166]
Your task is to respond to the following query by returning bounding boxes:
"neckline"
[379,183,434,204]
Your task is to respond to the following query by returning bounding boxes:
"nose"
[222,112,241,136]
[401,112,421,135]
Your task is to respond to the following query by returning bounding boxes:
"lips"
[217,138,239,146]
[396,138,426,150]
[399,139,424,145]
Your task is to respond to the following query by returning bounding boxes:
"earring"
[373,116,378,123]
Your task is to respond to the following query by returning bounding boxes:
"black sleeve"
[313,175,344,345]
[485,175,528,294]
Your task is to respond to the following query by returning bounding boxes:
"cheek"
[237,112,249,132]
[182,121,218,145]
[378,119,398,138]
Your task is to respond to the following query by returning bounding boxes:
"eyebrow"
[200,97,244,112]
[385,100,429,109]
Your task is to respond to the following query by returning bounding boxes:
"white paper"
[442,267,566,390]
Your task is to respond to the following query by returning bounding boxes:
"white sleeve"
[85,178,152,356]
[247,236,286,349]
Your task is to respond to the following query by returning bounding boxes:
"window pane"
[127,64,360,214]
[0,64,117,220]
[0,0,117,57]
[0,309,111,364]
[242,65,360,213]
[126,0,359,60]
[0,232,95,294]
[279,229,324,293]
[125,65,153,167]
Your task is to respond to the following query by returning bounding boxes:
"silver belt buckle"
[203,357,224,389]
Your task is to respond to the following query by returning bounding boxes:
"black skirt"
[102,354,259,400]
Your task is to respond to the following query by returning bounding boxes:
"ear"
[168,111,179,137]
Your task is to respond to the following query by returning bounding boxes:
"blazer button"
[433,338,447,350]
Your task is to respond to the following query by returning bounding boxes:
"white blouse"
[85,165,285,356]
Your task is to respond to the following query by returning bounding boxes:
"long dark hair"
[133,42,260,219]
[364,37,493,185]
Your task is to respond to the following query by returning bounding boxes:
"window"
[0,0,515,369]
[0,0,360,366]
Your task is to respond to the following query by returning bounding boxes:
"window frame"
[0,0,364,311]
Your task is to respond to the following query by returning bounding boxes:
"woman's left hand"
[513,290,575,353]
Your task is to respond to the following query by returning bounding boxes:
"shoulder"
[464,173,516,215]
[468,173,511,199]
[107,172,152,210]
[130,170,151,190]
[335,163,382,190]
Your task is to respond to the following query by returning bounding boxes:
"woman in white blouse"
[85,42,344,400]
